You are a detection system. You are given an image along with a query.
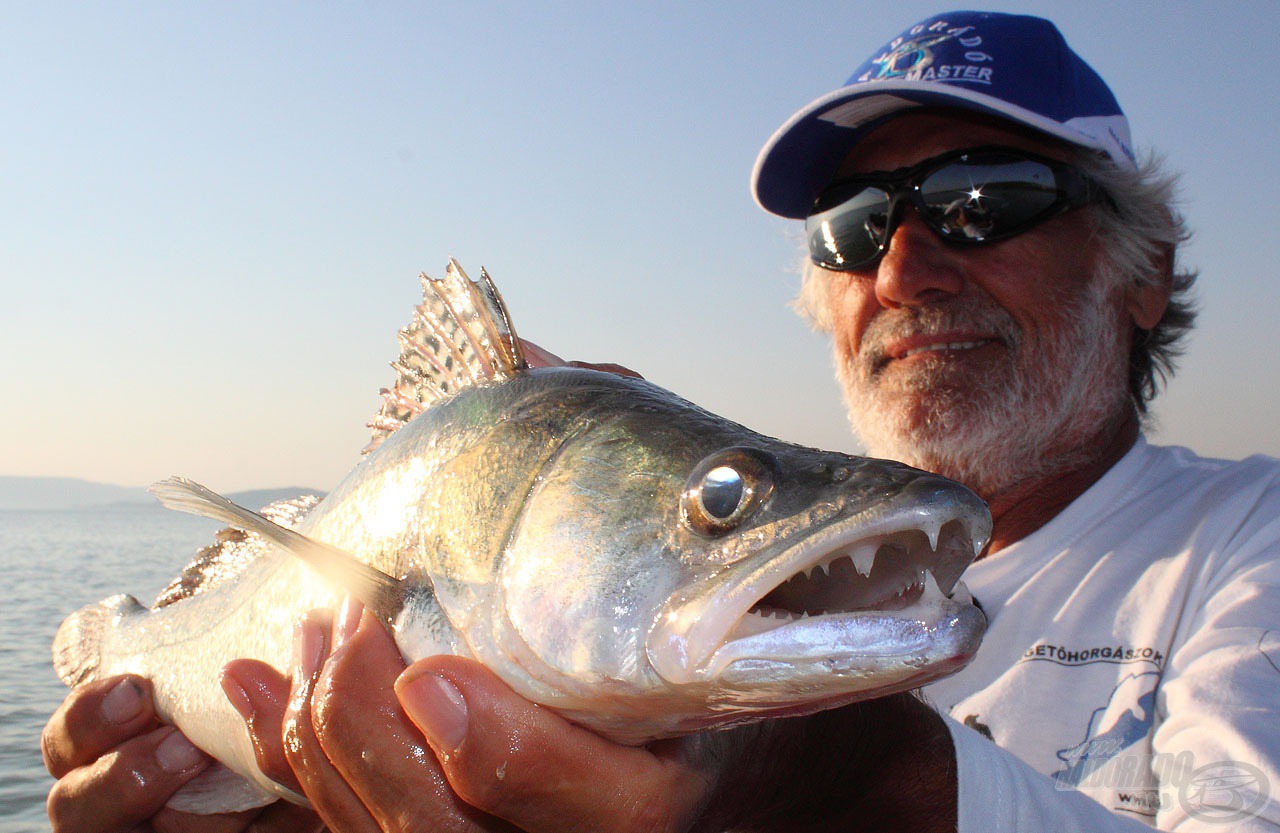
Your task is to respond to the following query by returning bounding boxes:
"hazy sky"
[5,1,1278,493]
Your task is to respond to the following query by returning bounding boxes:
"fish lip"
[647,495,990,686]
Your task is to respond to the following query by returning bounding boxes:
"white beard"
[838,276,1129,497]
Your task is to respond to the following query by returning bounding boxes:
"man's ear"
[1126,242,1174,330]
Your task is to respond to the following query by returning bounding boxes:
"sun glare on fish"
[364,463,428,540]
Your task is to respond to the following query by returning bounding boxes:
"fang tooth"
[923,520,942,552]
[851,541,877,577]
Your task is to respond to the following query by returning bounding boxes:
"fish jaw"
[647,490,989,699]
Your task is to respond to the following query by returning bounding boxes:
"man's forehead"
[835,109,1080,177]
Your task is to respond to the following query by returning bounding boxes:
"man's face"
[818,112,1132,496]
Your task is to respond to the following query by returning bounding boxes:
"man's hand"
[42,674,321,833]
[233,598,958,833]
[227,599,713,832]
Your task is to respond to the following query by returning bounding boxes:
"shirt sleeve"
[1147,504,1280,831]
[946,715,1154,831]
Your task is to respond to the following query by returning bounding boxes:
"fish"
[52,260,991,814]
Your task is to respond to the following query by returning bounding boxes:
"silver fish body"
[54,263,990,813]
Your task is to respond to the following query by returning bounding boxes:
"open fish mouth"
[649,507,988,687]
[735,524,969,631]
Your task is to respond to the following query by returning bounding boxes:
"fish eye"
[682,448,776,536]
[700,466,745,519]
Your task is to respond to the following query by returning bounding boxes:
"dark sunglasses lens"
[918,158,1064,241]
[806,186,891,269]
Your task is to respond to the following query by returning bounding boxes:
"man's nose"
[872,210,965,309]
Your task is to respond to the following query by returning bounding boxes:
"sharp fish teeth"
[923,519,942,552]
[851,541,877,577]
[921,570,943,599]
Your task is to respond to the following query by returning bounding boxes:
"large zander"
[53,261,991,813]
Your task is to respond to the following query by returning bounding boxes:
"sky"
[4,1,1278,493]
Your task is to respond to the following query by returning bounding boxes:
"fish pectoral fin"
[148,477,405,626]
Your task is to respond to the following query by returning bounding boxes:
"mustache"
[858,302,1022,366]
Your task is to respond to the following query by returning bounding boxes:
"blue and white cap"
[752,11,1135,219]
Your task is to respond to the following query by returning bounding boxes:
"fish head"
[649,444,989,723]
[490,373,990,739]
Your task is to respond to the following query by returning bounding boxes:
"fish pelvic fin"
[52,594,144,687]
[148,477,406,628]
[364,259,526,454]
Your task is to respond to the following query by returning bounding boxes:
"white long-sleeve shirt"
[924,437,1280,831]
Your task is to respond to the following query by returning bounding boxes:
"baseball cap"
[752,11,1135,219]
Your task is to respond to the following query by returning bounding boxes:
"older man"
[44,10,1280,833]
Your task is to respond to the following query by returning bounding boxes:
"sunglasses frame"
[806,145,1104,272]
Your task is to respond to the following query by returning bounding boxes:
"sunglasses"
[806,146,1103,271]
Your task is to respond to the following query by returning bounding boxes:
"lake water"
[1,507,223,832]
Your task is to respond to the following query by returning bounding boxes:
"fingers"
[45,675,215,833]
[395,657,708,833]
[43,675,157,778]
[46,724,211,833]
[221,659,297,792]
[281,610,382,833]
[309,599,506,832]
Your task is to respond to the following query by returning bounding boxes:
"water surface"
[2,508,221,832]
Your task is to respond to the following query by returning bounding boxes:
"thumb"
[394,656,708,833]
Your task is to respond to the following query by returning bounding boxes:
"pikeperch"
[53,261,990,813]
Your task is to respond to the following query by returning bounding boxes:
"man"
[43,11,1280,832]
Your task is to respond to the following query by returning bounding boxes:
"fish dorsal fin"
[148,477,406,629]
[365,259,526,454]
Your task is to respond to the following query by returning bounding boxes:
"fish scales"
[53,259,992,814]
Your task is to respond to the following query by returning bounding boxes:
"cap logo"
[858,19,994,87]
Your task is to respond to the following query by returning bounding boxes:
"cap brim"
[751,81,1122,219]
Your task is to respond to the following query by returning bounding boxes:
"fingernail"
[397,672,469,755]
[220,670,253,722]
[333,595,364,651]
[102,678,145,724]
[155,728,207,774]
[294,614,328,683]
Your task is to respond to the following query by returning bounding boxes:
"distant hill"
[0,477,322,511]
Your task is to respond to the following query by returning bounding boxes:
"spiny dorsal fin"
[365,260,526,454]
